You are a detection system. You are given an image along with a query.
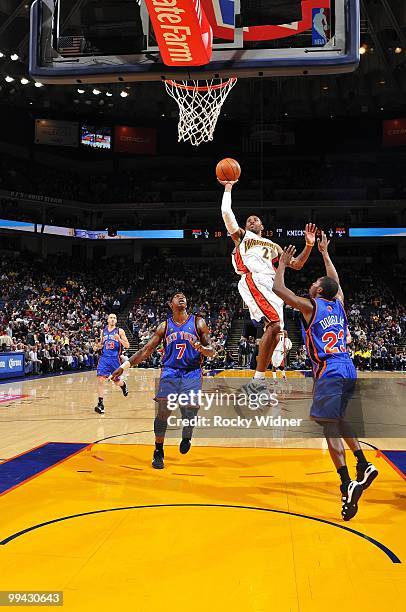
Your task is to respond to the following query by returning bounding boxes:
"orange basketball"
[216,158,241,182]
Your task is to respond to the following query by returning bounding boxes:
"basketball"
[216,158,241,182]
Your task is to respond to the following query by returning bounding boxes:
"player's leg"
[311,375,363,520]
[178,369,202,454]
[152,367,179,468]
[95,375,106,413]
[152,399,172,469]
[112,358,129,397]
[255,320,283,377]
[339,420,378,489]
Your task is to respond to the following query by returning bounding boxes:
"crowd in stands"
[0,252,142,376]
[127,261,239,369]
[1,249,405,377]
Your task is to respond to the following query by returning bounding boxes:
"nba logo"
[312,8,331,46]
[327,305,333,312]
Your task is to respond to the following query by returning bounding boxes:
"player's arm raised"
[273,245,314,323]
[191,317,216,358]
[276,223,317,270]
[219,180,245,245]
[109,322,166,381]
[317,231,344,303]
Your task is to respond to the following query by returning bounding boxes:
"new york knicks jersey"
[101,327,121,359]
[232,230,279,276]
[301,297,355,379]
[162,315,202,370]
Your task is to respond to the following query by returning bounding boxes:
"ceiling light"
[359,45,367,55]
[34,82,43,88]
[395,47,402,54]
[77,88,85,94]
[5,76,14,83]
[20,77,29,85]
[92,88,101,95]
[120,91,129,98]
[379,79,386,85]
[0,52,4,58]
[10,53,19,61]
[106,92,112,97]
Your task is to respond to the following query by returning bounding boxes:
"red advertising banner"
[144,0,212,66]
[383,118,406,148]
[114,126,157,154]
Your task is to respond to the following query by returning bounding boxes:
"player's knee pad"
[154,417,168,438]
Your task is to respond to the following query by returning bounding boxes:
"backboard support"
[29,0,360,84]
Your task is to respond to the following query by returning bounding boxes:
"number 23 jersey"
[301,297,356,379]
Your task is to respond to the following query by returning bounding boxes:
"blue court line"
[381,451,406,479]
[0,442,89,495]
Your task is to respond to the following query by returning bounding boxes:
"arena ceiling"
[0,1,406,121]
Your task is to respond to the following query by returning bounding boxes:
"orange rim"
[164,77,237,92]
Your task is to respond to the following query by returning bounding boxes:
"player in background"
[271,330,292,383]
[110,292,214,469]
[273,233,378,521]
[94,313,129,414]
[219,180,316,395]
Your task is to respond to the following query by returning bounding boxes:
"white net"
[164,78,237,146]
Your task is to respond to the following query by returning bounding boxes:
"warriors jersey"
[101,327,121,359]
[232,230,280,276]
[162,315,202,370]
[301,297,356,379]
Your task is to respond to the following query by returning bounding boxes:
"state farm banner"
[35,119,79,147]
[383,118,406,148]
[114,126,157,154]
[144,0,213,66]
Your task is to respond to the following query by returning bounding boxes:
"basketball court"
[0,0,405,610]
[0,369,405,610]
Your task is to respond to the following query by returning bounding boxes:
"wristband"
[306,243,314,247]
[121,360,131,370]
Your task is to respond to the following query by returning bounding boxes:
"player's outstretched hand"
[280,245,297,267]
[109,367,123,382]
[304,223,317,246]
[217,179,238,188]
[317,231,330,254]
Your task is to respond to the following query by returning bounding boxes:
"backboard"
[30,0,360,84]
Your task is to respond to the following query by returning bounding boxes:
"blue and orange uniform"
[156,314,203,400]
[301,297,357,419]
[97,326,122,378]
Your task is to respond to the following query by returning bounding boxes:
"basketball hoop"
[164,78,237,147]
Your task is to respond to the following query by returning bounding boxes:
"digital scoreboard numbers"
[185,227,348,239]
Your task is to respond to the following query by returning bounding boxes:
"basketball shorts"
[310,360,357,420]
[156,367,202,402]
[238,272,284,326]
[97,356,121,378]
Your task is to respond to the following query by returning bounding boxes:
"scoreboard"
[185,226,348,240]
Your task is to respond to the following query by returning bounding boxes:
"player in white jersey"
[220,180,316,393]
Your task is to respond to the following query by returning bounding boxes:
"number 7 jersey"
[162,314,203,370]
[301,297,356,379]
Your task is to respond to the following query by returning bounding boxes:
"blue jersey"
[101,327,121,359]
[162,315,202,370]
[301,297,354,379]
